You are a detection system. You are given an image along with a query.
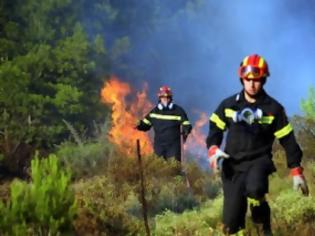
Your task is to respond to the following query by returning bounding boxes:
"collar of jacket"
[157,102,174,110]
[237,89,271,106]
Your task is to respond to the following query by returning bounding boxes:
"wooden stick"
[180,126,191,189]
[137,139,150,236]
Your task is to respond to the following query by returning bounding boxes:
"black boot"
[251,201,273,236]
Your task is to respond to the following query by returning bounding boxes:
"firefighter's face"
[242,78,263,96]
[160,96,171,106]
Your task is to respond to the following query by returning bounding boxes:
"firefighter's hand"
[181,130,189,142]
[134,120,141,130]
[208,145,229,172]
[291,167,309,196]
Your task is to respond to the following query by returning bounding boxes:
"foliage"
[291,115,315,162]
[1,1,315,235]
[154,196,223,236]
[74,175,143,236]
[70,147,221,235]
[270,189,315,235]
[0,0,111,157]
[107,153,221,214]
[0,153,76,235]
[0,0,204,176]
[56,139,113,179]
[301,86,315,119]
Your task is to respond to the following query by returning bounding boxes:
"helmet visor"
[239,65,264,79]
[159,93,171,98]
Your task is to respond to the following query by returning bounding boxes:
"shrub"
[0,154,76,236]
[56,138,113,179]
[154,196,223,236]
[72,151,220,235]
[73,175,144,235]
[149,176,198,215]
[271,189,315,232]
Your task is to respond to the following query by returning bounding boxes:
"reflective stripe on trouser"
[230,229,245,236]
[222,156,273,234]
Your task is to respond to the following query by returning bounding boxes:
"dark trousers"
[154,142,181,162]
[221,156,274,234]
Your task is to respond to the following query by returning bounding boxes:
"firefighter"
[136,86,192,162]
[206,54,309,236]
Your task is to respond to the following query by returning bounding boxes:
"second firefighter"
[136,86,192,162]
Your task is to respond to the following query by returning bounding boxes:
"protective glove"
[208,145,230,172]
[291,167,309,196]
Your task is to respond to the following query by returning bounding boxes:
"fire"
[101,76,208,159]
[100,75,153,156]
[184,111,208,159]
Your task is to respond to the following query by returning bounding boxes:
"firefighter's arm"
[136,113,152,131]
[206,102,228,171]
[180,109,192,140]
[206,101,226,149]
[275,108,308,195]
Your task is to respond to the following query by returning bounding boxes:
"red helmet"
[238,54,270,79]
[157,85,172,98]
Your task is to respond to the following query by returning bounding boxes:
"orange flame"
[184,111,208,159]
[100,76,153,156]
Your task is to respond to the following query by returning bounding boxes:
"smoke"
[91,0,315,120]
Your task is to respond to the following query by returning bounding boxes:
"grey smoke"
[104,0,315,122]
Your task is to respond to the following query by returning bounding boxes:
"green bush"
[56,138,114,179]
[107,153,220,215]
[0,154,76,236]
[73,175,144,235]
[154,196,223,236]
[271,190,315,230]
[149,176,198,214]
[72,151,221,235]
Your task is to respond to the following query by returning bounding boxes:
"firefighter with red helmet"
[206,54,308,235]
[136,86,192,162]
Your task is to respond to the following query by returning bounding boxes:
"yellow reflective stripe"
[231,229,245,236]
[258,57,265,68]
[224,108,236,118]
[243,56,249,66]
[247,197,261,207]
[210,113,226,130]
[143,118,151,125]
[274,123,293,139]
[149,113,181,121]
[182,120,190,125]
[258,116,275,124]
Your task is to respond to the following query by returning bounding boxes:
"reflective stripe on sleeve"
[182,120,191,125]
[274,123,293,139]
[210,113,226,130]
[143,118,151,125]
